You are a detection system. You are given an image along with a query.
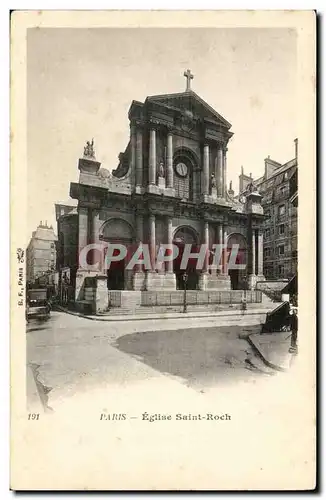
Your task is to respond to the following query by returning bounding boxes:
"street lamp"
[182,271,188,313]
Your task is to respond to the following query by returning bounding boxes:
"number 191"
[28,413,40,420]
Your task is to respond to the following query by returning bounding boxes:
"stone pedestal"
[198,272,209,290]
[145,271,163,291]
[158,177,166,189]
[202,194,230,206]
[134,185,145,195]
[248,274,258,290]
[78,157,101,175]
[147,184,175,197]
[199,273,231,290]
[75,269,99,302]
[144,271,176,290]
[132,271,146,291]
[95,275,109,313]
[211,187,217,198]
[161,273,177,290]
[205,274,231,290]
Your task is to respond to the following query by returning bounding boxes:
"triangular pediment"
[147,90,231,129]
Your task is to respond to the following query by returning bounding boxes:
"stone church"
[68,70,265,309]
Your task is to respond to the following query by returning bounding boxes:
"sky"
[27,27,297,238]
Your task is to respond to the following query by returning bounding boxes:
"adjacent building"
[238,139,298,280]
[26,222,57,285]
[55,202,78,299]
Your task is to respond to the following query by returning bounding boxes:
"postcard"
[10,10,316,490]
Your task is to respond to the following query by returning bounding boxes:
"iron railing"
[140,290,262,307]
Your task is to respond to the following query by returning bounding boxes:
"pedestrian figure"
[289,303,298,354]
[241,296,247,315]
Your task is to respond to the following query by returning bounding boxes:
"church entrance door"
[173,226,199,290]
[227,233,247,290]
[107,258,125,290]
[100,218,134,291]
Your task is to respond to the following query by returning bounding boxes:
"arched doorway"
[227,233,248,290]
[99,218,134,290]
[173,226,200,290]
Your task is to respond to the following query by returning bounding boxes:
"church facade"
[68,71,265,309]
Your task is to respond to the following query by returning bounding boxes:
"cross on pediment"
[184,69,194,91]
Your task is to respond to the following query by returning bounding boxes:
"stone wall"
[256,279,288,301]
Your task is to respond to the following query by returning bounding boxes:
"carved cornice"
[130,119,146,129]
[148,118,166,129]
[166,124,176,134]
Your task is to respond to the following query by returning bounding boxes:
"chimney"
[294,138,298,159]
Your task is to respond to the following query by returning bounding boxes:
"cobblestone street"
[24,311,308,490]
[27,311,277,411]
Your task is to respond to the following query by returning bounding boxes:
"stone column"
[257,230,264,276]
[166,132,173,189]
[78,207,88,267]
[210,225,218,275]
[149,128,156,185]
[75,206,89,302]
[218,223,223,274]
[252,229,256,275]
[166,216,173,273]
[222,148,228,198]
[217,147,223,197]
[136,127,143,187]
[203,144,209,195]
[91,210,101,269]
[149,213,156,271]
[203,221,209,273]
[135,214,144,272]
[223,226,228,275]
[130,124,136,185]
[199,220,209,290]
[133,213,145,290]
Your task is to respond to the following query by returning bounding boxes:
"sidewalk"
[247,331,295,371]
[54,304,272,323]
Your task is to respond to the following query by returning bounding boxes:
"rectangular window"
[279,224,285,235]
[279,245,285,256]
[278,264,285,277]
[265,228,271,238]
[264,248,271,258]
[278,204,285,216]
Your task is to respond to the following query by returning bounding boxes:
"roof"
[256,158,297,186]
[55,199,78,207]
[147,90,232,128]
[31,226,57,242]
